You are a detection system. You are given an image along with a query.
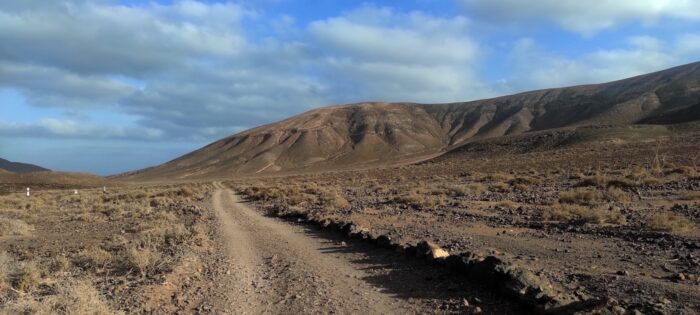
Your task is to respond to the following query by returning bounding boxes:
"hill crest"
[119,61,700,180]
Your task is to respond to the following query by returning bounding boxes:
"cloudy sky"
[1,0,699,175]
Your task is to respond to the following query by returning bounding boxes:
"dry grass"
[393,191,446,208]
[678,191,700,201]
[646,212,693,233]
[448,183,485,196]
[13,261,41,292]
[543,203,625,224]
[0,184,212,313]
[604,187,630,203]
[559,188,603,206]
[0,217,33,236]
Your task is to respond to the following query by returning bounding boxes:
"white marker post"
[74,189,78,195]
[26,187,30,197]
[103,186,106,193]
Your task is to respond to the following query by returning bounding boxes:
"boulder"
[416,241,450,259]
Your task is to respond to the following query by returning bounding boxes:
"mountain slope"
[0,158,50,173]
[120,61,700,180]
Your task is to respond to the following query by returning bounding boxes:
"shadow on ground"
[282,218,530,314]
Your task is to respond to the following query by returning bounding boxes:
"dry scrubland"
[233,134,700,314]
[0,184,214,314]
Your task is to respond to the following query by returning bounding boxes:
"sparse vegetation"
[559,188,603,206]
[0,217,33,236]
[0,184,214,313]
[543,203,625,224]
[646,212,693,233]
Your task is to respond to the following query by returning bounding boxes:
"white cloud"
[461,0,700,35]
[0,119,164,140]
[503,34,700,91]
[308,6,492,103]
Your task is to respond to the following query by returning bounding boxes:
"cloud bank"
[0,0,698,173]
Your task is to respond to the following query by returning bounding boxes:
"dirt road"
[208,183,522,314]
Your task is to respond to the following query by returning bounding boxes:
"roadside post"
[26,187,30,197]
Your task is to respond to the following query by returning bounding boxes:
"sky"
[1,0,699,175]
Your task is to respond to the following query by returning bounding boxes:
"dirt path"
[211,182,417,314]
[208,183,524,314]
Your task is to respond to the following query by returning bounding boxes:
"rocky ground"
[233,133,700,314]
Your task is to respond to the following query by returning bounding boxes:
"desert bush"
[393,192,445,208]
[73,246,113,269]
[4,280,123,315]
[448,183,485,196]
[176,187,195,197]
[559,188,603,205]
[483,173,513,182]
[497,200,518,209]
[664,166,697,176]
[320,191,351,210]
[489,182,510,192]
[509,176,543,186]
[578,172,608,187]
[14,262,41,292]
[678,191,700,201]
[50,256,72,273]
[393,192,423,205]
[604,187,630,203]
[543,203,625,224]
[0,251,18,290]
[646,212,693,233]
[47,280,123,315]
[122,246,165,277]
[0,217,33,236]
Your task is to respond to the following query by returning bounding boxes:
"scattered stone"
[675,273,686,281]
[611,305,626,315]
[616,270,629,276]
[471,306,482,314]
[416,241,450,259]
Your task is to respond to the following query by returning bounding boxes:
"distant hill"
[119,61,700,181]
[0,158,50,173]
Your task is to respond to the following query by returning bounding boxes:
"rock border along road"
[211,182,422,314]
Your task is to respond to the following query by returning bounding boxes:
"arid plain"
[2,63,700,314]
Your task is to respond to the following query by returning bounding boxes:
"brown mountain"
[120,61,700,181]
[0,158,50,173]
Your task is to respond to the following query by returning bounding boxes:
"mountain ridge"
[0,158,50,174]
[118,61,700,181]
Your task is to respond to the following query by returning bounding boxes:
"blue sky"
[1,0,699,175]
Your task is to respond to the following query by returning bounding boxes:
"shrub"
[122,246,167,277]
[490,182,510,192]
[559,188,603,205]
[44,280,123,315]
[605,187,630,203]
[14,262,41,292]
[0,217,33,236]
[543,203,625,224]
[73,246,113,269]
[497,200,518,209]
[509,176,543,186]
[448,183,485,196]
[678,191,700,201]
[320,191,351,210]
[483,173,513,182]
[646,212,693,233]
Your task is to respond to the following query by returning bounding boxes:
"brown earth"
[0,171,112,196]
[231,127,700,315]
[119,61,700,181]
